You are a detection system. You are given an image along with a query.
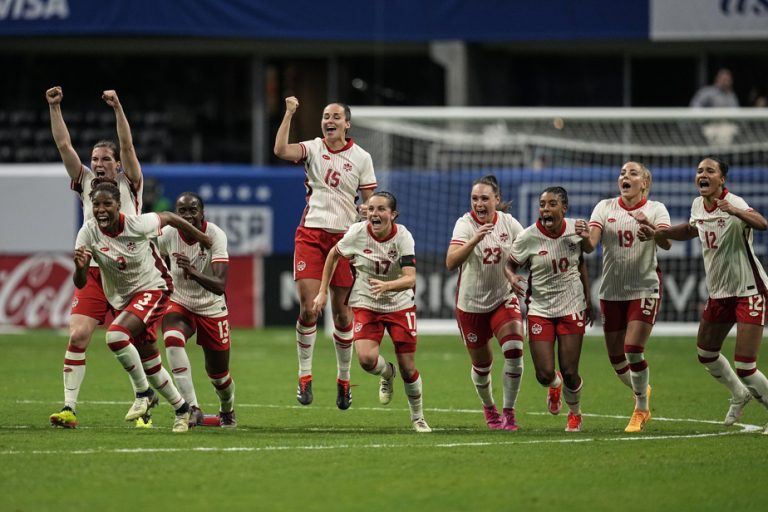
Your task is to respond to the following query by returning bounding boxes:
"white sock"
[609,355,633,388]
[209,371,235,413]
[698,348,747,397]
[142,353,185,410]
[106,328,148,393]
[403,372,424,420]
[563,379,583,415]
[365,355,393,379]
[626,345,650,411]
[296,320,317,377]
[736,359,768,408]
[471,364,494,407]
[164,330,199,407]
[63,344,86,411]
[501,336,524,410]
[334,323,354,382]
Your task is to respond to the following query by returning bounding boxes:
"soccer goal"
[349,107,768,336]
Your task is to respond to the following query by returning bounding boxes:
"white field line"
[2,400,763,455]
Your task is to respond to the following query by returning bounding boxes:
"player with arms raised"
[585,162,671,432]
[274,96,377,410]
[446,175,526,430]
[506,186,592,433]
[312,192,429,432]
[648,157,768,432]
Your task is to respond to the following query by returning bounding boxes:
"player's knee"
[68,326,93,349]
[357,352,377,370]
[298,308,318,324]
[561,371,580,389]
[398,362,417,381]
[535,369,555,386]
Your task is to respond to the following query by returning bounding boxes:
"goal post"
[346,107,768,336]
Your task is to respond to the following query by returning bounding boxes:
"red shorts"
[528,312,586,342]
[165,301,231,351]
[600,298,660,332]
[352,306,417,354]
[294,226,353,287]
[455,297,523,348]
[120,290,168,345]
[70,267,115,323]
[702,295,766,326]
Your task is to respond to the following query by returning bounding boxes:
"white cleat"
[125,390,158,422]
[724,389,752,426]
[763,423,768,436]
[412,417,432,433]
[173,409,191,433]
[379,362,396,405]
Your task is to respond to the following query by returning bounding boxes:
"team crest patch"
[71,298,79,308]
[568,242,578,253]
[531,323,543,335]
[467,333,478,343]
[387,248,398,260]
[499,232,509,242]
[343,162,352,172]
[296,260,307,272]
[126,241,137,252]
[354,322,363,333]
[717,218,726,228]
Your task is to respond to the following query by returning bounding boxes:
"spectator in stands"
[274,96,377,410]
[690,68,739,108]
[46,87,148,429]
[446,175,526,431]
[157,192,237,428]
[583,162,671,432]
[506,186,592,433]
[312,191,431,432]
[645,157,768,433]
[74,179,212,432]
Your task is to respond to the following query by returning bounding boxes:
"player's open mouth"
[370,217,382,225]
[95,169,106,176]
[325,126,337,134]
[96,214,110,226]
[475,209,487,218]
[621,181,631,190]
[541,215,554,227]
[698,178,710,190]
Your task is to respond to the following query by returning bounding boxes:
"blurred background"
[1,0,767,330]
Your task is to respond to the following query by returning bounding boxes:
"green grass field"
[1,328,767,511]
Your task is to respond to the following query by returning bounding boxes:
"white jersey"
[75,213,171,309]
[156,220,229,317]
[450,211,524,313]
[72,165,143,267]
[335,221,415,313]
[510,218,586,318]
[589,197,671,300]
[298,137,377,232]
[689,189,768,299]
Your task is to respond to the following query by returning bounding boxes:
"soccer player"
[446,176,525,430]
[74,179,211,432]
[157,192,236,428]
[647,157,768,432]
[506,186,592,433]
[312,192,430,432]
[584,162,671,432]
[274,96,377,409]
[46,87,146,428]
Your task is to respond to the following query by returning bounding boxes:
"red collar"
[704,188,728,213]
[535,218,566,239]
[367,222,398,242]
[99,213,125,238]
[179,220,207,245]
[469,210,498,225]
[618,196,647,211]
[323,138,354,154]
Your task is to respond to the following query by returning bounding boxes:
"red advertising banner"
[0,254,261,328]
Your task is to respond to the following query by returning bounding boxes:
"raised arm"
[575,218,594,253]
[102,90,142,185]
[312,247,343,314]
[446,223,494,271]
[718,200,768,231]
[46,86,82,180]
[273,96,304,162]
[157,212,212,249]
[654,222,698,242]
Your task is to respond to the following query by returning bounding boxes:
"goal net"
[350,107,768,335]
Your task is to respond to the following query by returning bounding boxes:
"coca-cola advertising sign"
[0,254,74,328]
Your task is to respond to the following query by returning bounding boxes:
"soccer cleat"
[547,372,563,415]
[724,389,752,426]
[173,408,191,433]
[624,409,651,433]
[379,362,396,405]
[219,410,237,428]
[565,412,582,432]
[125,389,158,421]
[412,417,432,433]
[296,375,313,405]
[763,422,768,436]
[49,407,78,429]
[501,408,519,431]
[135,412,153,429]
[483,404,503,430]
[188,405,205,428]
[336,379,352,410]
